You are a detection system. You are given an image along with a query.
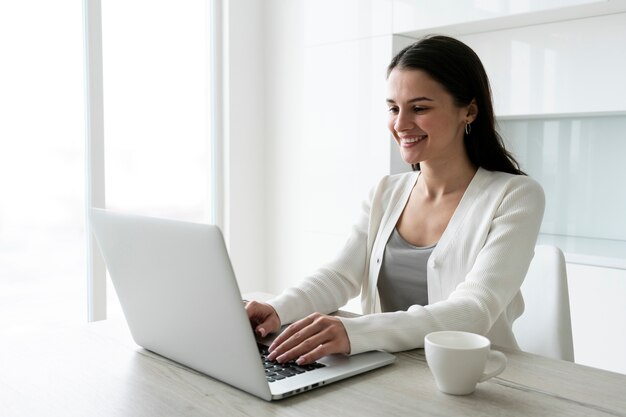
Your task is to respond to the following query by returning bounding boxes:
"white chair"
[513,245,575,361]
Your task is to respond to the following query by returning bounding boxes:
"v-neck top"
[377,228,435,311]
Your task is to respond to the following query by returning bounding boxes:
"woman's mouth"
[399,135,427,147]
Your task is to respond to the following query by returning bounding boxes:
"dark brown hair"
[388,35,524,175]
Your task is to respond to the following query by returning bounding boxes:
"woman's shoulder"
[379,170,418,187]
[477,168,543,192]
[373,171,418,194]
[474,168,545,208]
[366,171,418,205]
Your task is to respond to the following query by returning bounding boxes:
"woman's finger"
[245,301,280,337]
[275,329,329,363]
[268,314,349,363]
[281,320,349,364]
[294,342,336,365]
[268,314,316,353]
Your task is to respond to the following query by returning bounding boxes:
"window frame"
[82,0,223,321]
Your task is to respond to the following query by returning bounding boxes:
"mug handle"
[478,350,507,382]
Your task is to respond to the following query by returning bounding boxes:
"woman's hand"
[245,300,281,338]
[266,312,351,365]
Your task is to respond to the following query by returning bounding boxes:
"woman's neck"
[418,157,477,200]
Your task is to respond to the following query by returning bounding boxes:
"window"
[0,1,86,328]
[101,0,212,222]
[0,0,216,326]
[99,0,214,318]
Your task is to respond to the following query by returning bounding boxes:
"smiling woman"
[386,35,523,176]
[385,69,475,175]
[246,35,545,366]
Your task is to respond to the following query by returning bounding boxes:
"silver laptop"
[90,208,395,401]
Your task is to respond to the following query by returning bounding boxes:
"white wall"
[262,0,393,294]
[460,13,626,116]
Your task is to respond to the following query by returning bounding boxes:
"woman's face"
[386,68,474,168]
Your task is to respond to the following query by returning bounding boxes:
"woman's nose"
[394,110,414,131]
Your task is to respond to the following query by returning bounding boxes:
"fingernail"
[258,328,266,337]
[296,357,305,365]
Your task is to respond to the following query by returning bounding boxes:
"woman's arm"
[265,181,383,327]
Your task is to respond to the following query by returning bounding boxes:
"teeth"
[401,135,426,143]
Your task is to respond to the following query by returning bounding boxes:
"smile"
[400,135,427,145]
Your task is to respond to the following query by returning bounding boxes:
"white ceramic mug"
[424,331,507,395]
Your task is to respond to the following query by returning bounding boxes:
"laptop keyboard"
[258,344,326,383]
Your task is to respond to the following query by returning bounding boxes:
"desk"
[2,319,625,417]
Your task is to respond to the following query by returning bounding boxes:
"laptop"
[90,208,395,401]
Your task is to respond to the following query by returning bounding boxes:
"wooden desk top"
[2,319,625,417]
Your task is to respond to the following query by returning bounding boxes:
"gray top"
[377,228,435,312]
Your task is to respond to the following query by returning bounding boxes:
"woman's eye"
[413,106,427,113]
[387,107,399,114]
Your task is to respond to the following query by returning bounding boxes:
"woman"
[246,35,545,366]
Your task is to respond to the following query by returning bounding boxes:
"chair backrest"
[513,245,575,361]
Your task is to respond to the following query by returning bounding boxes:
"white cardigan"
[268,168,545,355]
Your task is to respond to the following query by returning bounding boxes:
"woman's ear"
[466,99,478,123]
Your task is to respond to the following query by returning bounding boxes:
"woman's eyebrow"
[386,97,434,104]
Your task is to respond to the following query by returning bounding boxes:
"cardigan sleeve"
[340,175,545,355]
[266,183,378,326]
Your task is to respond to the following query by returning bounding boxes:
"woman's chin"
[401,155,422,166]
